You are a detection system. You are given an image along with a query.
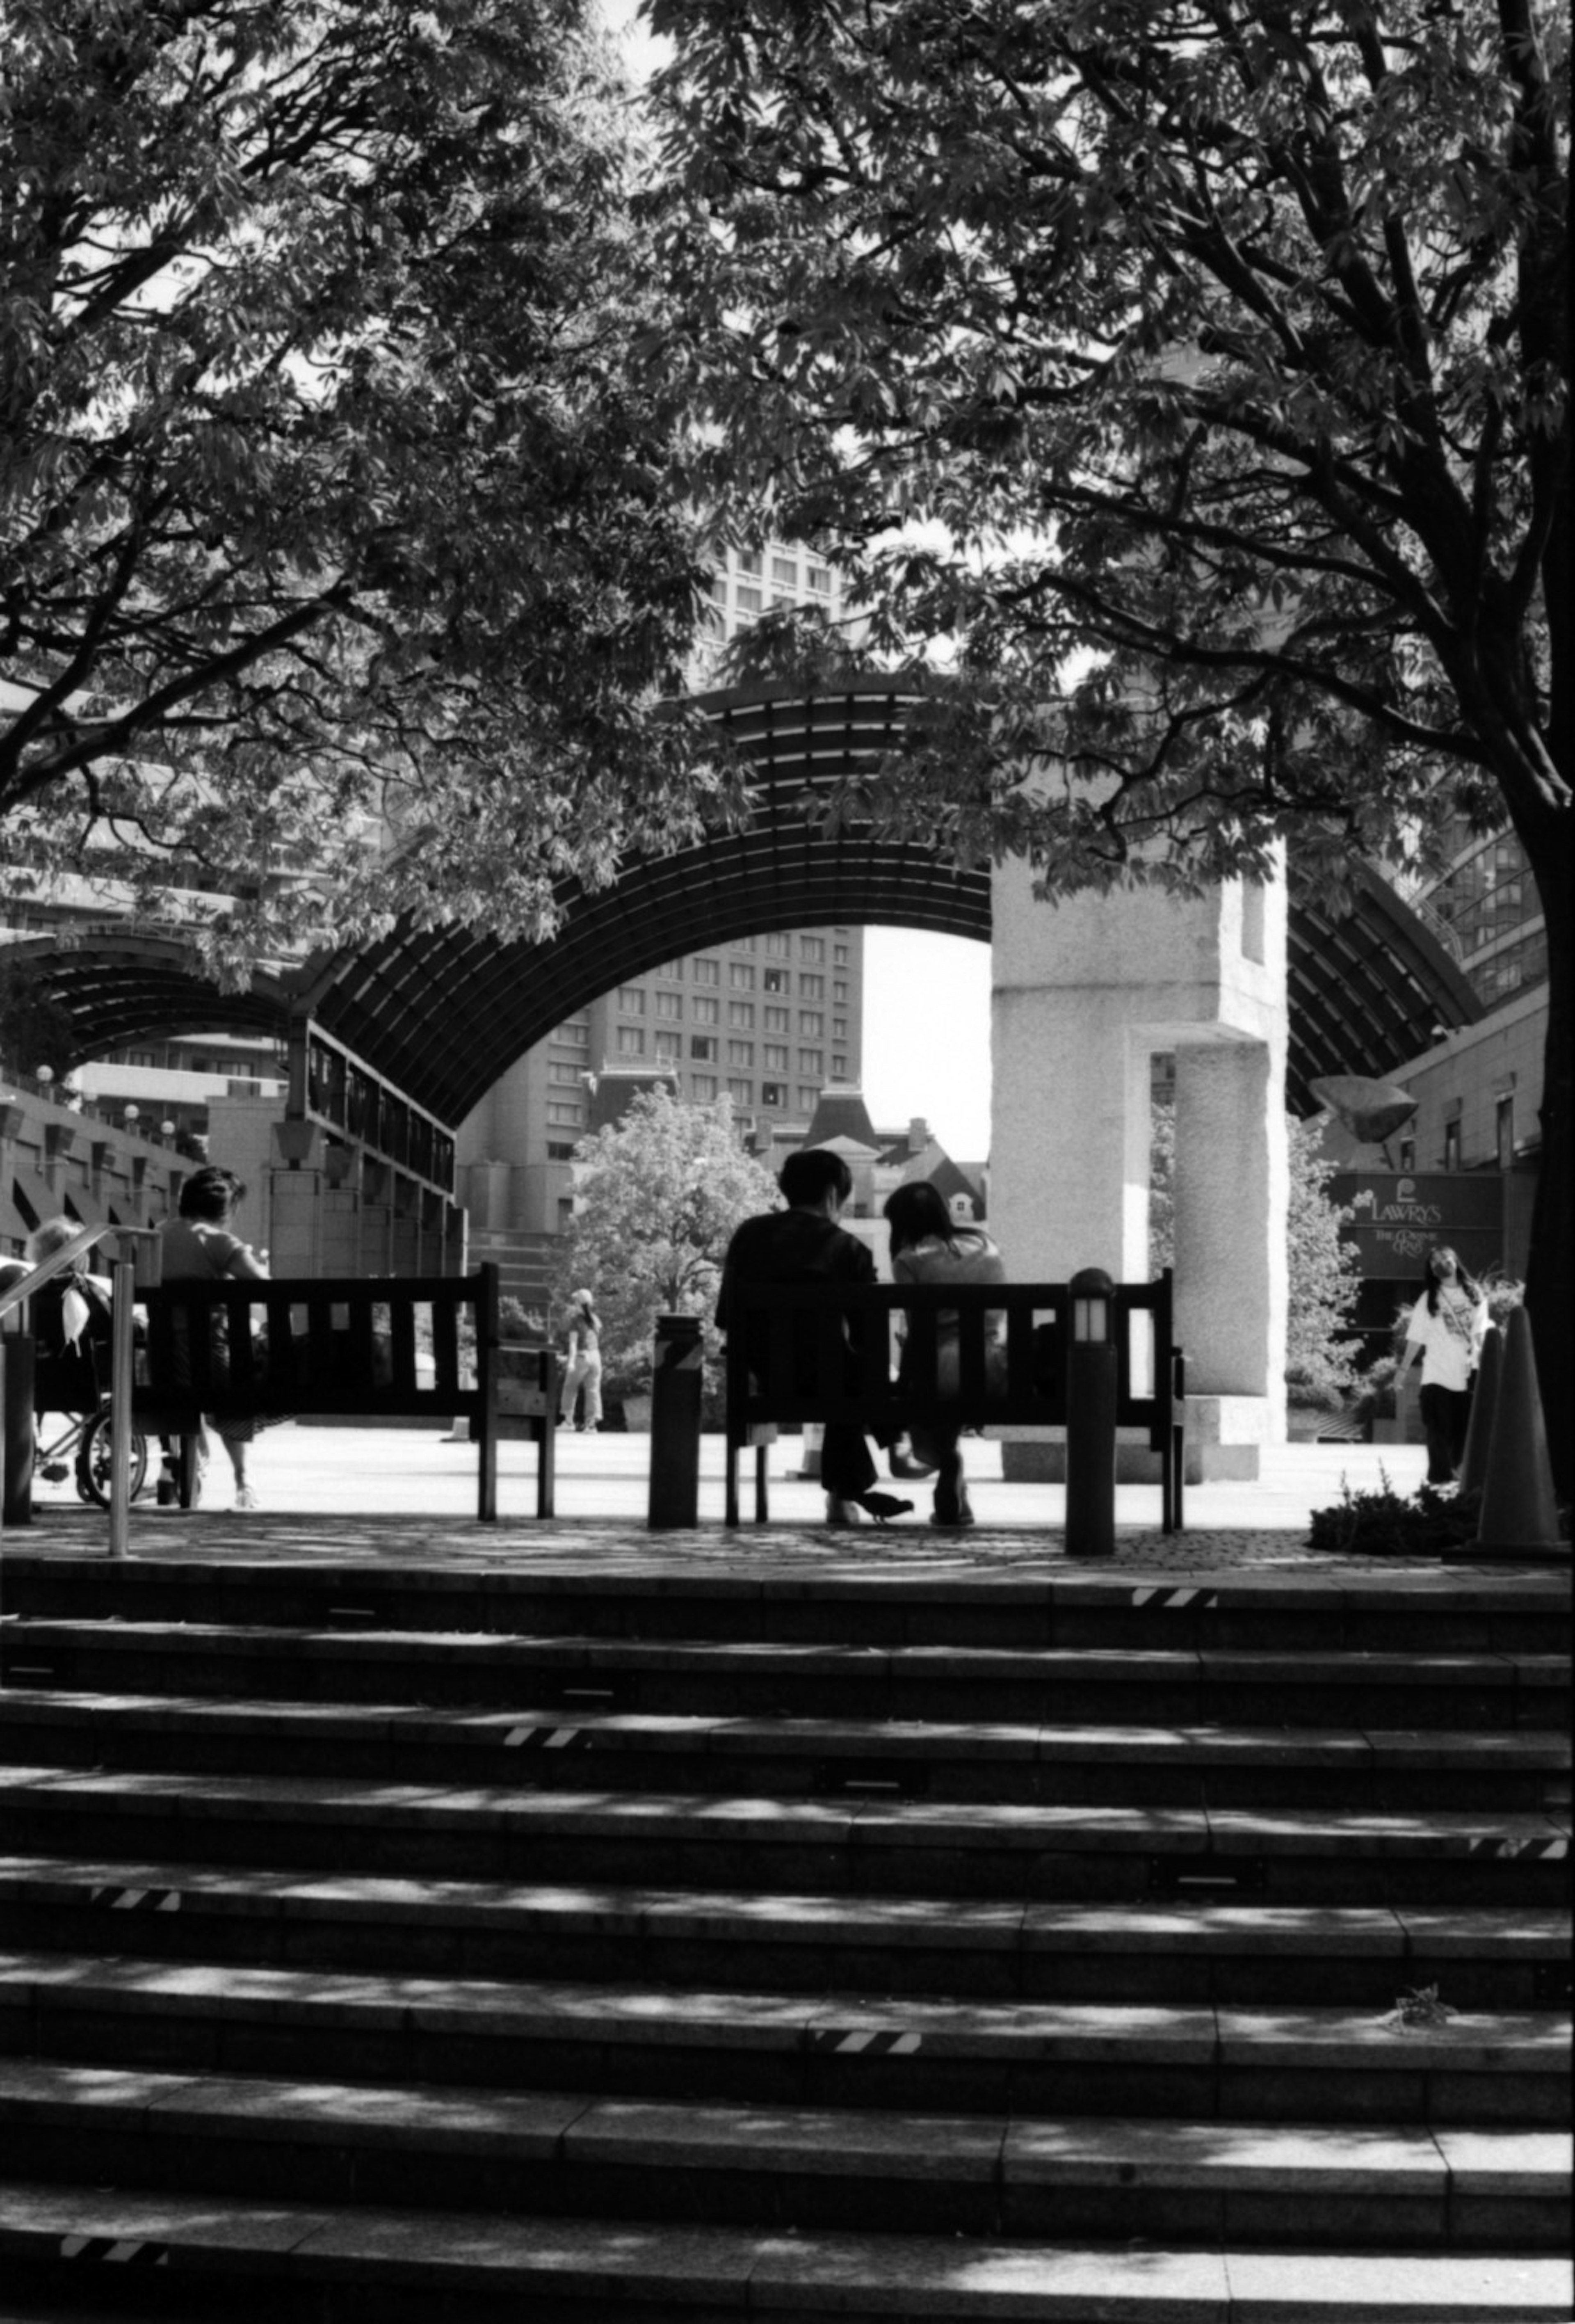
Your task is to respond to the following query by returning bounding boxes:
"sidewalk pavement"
[11,1424,1447,1573]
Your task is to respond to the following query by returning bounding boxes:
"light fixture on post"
[273,1115,317,1170]
[123,1104,140,1133]
[322,1141,353,1189]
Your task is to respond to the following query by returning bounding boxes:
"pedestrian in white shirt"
[1397,1246,1488,1485]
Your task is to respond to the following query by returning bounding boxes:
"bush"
[1308,1475,1481,1556]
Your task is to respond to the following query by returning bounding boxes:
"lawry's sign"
[1331,1172,1506,1278]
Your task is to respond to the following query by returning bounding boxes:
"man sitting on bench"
[717,1147,911,1529]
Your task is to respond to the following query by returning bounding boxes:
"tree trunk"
[1525,855,1570,1503]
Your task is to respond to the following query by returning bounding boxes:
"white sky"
[598,0,995,1162]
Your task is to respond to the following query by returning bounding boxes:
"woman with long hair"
[1397,1245,1488,1486]
[883,1183,1006,1528]
[557,1289,604,1432]
[159,1165,270,1509]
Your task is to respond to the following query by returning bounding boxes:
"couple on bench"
[717,1148,1005,1529]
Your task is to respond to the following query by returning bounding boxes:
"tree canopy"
[0,0,731,972]
[646,0,1569,1462]
[550,1084,780,1396]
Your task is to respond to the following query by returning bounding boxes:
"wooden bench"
[724,1274,1185,1530]
[132,1265,555,1521]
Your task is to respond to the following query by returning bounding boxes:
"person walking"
[884,1182,1007,1528]
[1397,1245,1489,1486]
[158,1165,270,1510]
[557,1290,604,1431]
[718,1147,911,1527]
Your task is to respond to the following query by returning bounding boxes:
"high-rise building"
[455,542,867,1248]
[1410,815,1547,1010]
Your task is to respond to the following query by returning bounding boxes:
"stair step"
[2,1690,1564,1809]
[0,1762,1566,1909]
[1,2061,1566,2247]
[0,2177,1568,2321]
[0,1854,1563,2006]
[2,1953,1566,2123]
[4,1554,1567,1655]
[4,1620,1568,1728]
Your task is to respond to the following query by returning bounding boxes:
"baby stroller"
[30,1268,150,1507]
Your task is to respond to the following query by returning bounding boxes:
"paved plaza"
[15,1423,1464,1572]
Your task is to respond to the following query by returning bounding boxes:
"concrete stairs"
[0,1549,1568,2322]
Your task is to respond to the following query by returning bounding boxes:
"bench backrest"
[137,1269,499,1421]
[725,1274,1176,1447]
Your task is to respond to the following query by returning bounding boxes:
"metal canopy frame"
[9,685,1481,1127]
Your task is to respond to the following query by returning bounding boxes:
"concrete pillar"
[268,1168,322,1275]
[1172,1039,1287,1476]
[991,852,1287,1481]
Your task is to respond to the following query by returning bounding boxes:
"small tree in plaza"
[648,0,1570,1479]
[550,1086,779,1404]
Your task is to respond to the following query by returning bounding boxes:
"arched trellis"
[12,681,1481,1124]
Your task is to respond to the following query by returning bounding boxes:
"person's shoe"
[233,1484,260,1512]
[824,1495,865,1526]
[888,1445,937,1481]
[932,1485,975,1528]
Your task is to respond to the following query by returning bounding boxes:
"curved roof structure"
[15,681,1481,1123]
[2,930,293,1057]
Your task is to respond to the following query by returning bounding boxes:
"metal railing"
[0,1222,160,1561]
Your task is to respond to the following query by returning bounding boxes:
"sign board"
[1331,1172,1506,1280]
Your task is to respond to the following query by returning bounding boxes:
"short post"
[648,1312,703,1529]
[1,1334,36,1527]
[107,1256,139,1559]
[1066,1266,1117,1559]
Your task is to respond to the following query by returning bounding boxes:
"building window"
[832,1018,848,1041]
[655,959,683,980]
[616,986,646,1015]
[549,1060,583,1083]
[833,980,849,1003]
[692,995,720,1026]
[691,1073,718,1101]
[694,958,720,986]
[730,962,754,989]
[547,1141,578,1161]
[772,554,798,585]
[764,1043,789,1071]
[728,1040,753,1067]
[728,1001,754,1029]
[761,1081,786,1108]
[763,967,787,994]
[764,1005,790,1034]
[1398,1136,1415,1172]
[738,550,762,576]
[765,932,791,957]
[833,942,849,966]
[808,564,832,595]
[691,1034,717,1060]
[1443,1119,1461,1170]
[735,584,761,613]
[655,989,682,1019]
[832,1055,848,1078]
[555,1020,588,1046]
[798,1086,820,1112]
[1496,1095,1515,1170]
[799,1012,823,1037]
[799,974,825,1001]
[799,936,825,963]
[728,1077,753,1105]
[799,1049,822,1075]
[655,1031,680,1060]
[616,1026,644,1056]
[547,1101,584,1128]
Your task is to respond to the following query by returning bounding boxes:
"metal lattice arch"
[17,681,1481,1125]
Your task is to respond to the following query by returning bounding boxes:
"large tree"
[646,0,1570,1474]
[0,0,731,973]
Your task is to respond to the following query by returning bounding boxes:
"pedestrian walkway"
[19,1424,1439,1569]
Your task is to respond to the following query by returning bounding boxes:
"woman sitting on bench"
[884,1183,1007,1529]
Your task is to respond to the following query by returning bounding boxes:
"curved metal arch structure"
[2,930,293,1057]
[14,682,1481,1124]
